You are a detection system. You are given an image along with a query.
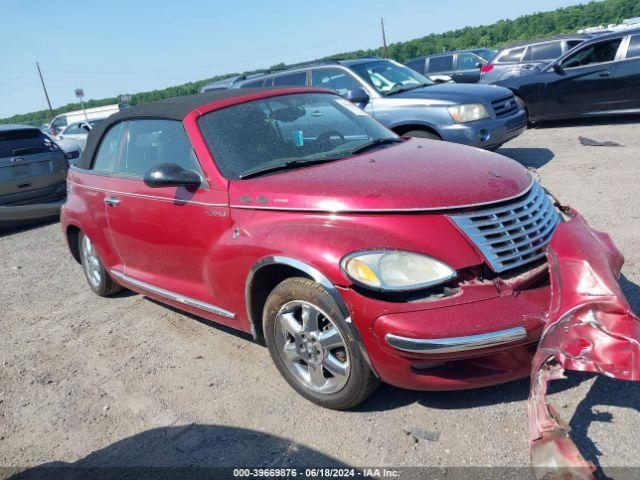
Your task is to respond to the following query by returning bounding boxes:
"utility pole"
[381,18,388,59]
[36,62,54,118]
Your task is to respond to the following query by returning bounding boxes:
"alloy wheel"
[274,300,350,394]
[80,234,102,288]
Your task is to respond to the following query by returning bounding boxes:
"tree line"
[3,0,639,126]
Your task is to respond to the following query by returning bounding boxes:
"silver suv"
[213,59,526,150]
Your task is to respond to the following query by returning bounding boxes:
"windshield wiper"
[350,137,403,155]
[386,83,432,96]
[239,157,341,179]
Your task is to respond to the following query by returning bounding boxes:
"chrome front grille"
[449,182,559,273]
[492,95,518,118]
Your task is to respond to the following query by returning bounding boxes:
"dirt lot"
[1,119,639,477]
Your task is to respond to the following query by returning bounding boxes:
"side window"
[561,38,623,69]
[310,69,361,95]
[111,119,207,186]
[92,123,123,174]
[241,79,265,88]
[523,42,563,61]
[272,71,307,87]
[456,53,480,70]
[427,55,453,73]
[405,59,425,73]
[51,117,67,130]
[497,47,525,63]
[566,40,584,50]
[64,124,80,134]
[626,35,640,59]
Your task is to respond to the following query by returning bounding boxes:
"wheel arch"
[390,122,442,139]
[245,255,377,376]
[245,256,350,340]
[65,224,82,264]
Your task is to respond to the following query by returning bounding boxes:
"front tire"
[263,277,379,410]
[79,231,123,297]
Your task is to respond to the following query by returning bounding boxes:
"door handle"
[598,71,611,78]
[104,196,120,206]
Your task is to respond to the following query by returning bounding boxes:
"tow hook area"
[529,211,639,480]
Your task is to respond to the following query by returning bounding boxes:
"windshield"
[349,60,434,95]
[198,93,398,180]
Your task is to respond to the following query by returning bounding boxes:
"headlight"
[447,104,489,123]
[341,250,456,291]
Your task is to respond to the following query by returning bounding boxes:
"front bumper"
[345,210,635,398]
[438,109,527,149]
[385,327,527,354]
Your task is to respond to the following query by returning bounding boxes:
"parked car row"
[494,28,640,122]
[203,58,528,150]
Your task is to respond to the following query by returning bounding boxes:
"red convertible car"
[61,88,637,443]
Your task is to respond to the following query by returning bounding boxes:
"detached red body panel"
[529,211,640,480]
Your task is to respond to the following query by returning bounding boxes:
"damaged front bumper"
[529,209,639,479]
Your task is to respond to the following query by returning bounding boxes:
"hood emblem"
[485,170,502,178]
[504,100,512,109]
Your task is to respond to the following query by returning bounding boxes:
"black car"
[0,125,68,226]
[479,35,589,84]
[405,49,496,83]
[495,29,640,122]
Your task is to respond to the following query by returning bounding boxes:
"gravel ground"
[1,119,639,477]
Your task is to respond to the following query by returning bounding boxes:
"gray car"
[479,35,588,84]
[0,125,68,226]
[228,59,526,150]
[406,49,496,83]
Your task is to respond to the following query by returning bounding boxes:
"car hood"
[389,83,512,104]
[229,138,532,212]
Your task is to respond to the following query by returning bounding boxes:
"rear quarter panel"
[62,169,123,271]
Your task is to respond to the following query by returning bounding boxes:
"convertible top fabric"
[77,89,263,170]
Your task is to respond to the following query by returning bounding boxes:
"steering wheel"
[315,130,346,149]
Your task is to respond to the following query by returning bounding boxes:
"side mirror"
[343,87,370,105]
[476,62,484,69]
[552,63,565,75]
[58,135,64,140]
[143,162,201,189]
[81,125,91,132]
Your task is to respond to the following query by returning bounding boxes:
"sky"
[1,0,586,119]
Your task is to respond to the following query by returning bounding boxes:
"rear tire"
[263,277,379,410]
[79,231,123,297]
[402,129,441,140]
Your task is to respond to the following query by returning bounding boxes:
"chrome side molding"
[385,327,528,354]
[110,270,235,319]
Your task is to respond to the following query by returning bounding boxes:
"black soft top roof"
[78,89,264,169]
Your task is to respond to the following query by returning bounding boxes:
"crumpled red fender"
[529,209,640,479]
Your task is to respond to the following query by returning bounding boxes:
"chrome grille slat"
[490,217,559,255]
[477,206,557,244]
[449,182,560,273]
[469,198,548,235]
